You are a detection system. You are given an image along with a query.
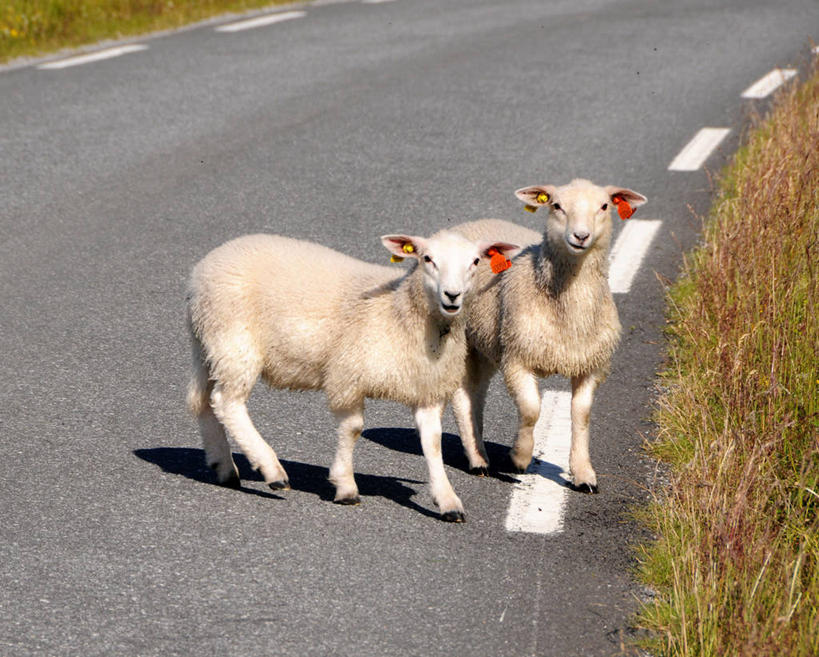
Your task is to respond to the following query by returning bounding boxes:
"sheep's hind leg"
[210,383,290,490]
[329,405,365,505]
[199,403,240,488]
[569,372,601,494]
[415,403,465,522]
[452,351,494,476]
[504,363,541,473]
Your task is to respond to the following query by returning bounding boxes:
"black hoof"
[268,479,290,491]
[334,496,361,506]
[469,466,489,477]
[571,482,599,494]
[441,510,466,523]
[222,472,241,489]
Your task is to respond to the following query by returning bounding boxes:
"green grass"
[0,0,300,64]
[634,56,819,656]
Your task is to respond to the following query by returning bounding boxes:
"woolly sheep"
[186,231,518,522]
[450,179,647,492]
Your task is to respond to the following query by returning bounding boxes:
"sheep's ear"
[514,185,556,212]
[478,241,521,260]
[605,187,647,208]
[381,234,426,259]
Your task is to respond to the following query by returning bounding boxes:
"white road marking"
[608,219,662,294]
[668,127,730,171]
[504,391,572,534]
[741,68,797,99]
[37,44,148,70]
[215,10,306,33]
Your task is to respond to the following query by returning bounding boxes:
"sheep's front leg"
[329,405,365,505]
[569,372,601,494]
[504,362,541,472]
[451,351,495,475]
[414,403,465,522]
[210,383,290,490]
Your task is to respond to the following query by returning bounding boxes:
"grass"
[0,0,299,64]
[634,55,819,655]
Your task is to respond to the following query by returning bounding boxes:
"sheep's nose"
[444,290,461,302]
[573,230,590,243]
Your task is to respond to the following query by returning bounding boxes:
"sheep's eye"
[473,258,480,266]
[552,203,562,212]
[423,255,432,263]
[601,203,608,211]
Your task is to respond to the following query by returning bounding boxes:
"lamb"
[450,178,647,492]
[186,231,518,522]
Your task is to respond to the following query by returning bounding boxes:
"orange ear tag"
[612,195,634,220]
[487,248,512,274]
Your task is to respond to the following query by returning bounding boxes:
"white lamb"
[450,179,647,492]
[186,231,518,522]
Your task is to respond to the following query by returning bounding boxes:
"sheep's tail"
[186,319,211,417]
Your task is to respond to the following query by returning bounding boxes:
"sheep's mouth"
[566,240,589,252]
[441,303,461,315]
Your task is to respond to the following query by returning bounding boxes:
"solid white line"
[505,391,572,534]
[668,127,730,171]
[608,219,662,294]
[741,68,797,99]
[37,44,148,70]
[215,10,306,32]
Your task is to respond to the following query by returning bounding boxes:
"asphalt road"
[2,0,817,655]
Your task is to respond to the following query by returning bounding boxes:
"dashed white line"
[215,10,306,33]
[37,44,148,70]
[668,127,730,171]
[741,68,797,99]
[504,391,572,534]
[608,219,662,294]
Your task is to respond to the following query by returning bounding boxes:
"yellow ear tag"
[536,192,549,203]
[402,243,415,253]
[390,255,404,263]
[524,204,537,213]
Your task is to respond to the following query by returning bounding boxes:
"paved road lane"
[2,0,817,654]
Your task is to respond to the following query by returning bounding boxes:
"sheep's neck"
[536,233,610,296]
[395,267,457,349]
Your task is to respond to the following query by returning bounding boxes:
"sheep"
[449,178,647,493]
[186,231,519,522]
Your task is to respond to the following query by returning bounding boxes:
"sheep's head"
[382,232,519,319]
[515,179,647,257]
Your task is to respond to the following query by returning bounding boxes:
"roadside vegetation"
[0,0,297,64]
[635,56,819,655]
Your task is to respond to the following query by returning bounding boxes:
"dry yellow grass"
[635,56,819,655]
[1,0,298,64]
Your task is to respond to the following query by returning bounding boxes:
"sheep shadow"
[133,447,439,519]
[361,428,524,485]
[361,428,576,489]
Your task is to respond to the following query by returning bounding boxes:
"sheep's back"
[188,234,396,390]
